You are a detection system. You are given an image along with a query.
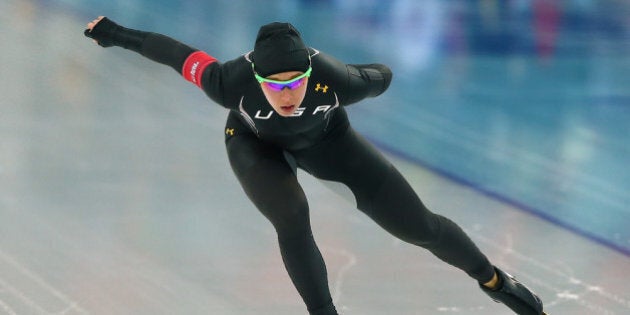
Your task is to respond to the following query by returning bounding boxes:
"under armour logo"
[315,83,328,93]
[225,128,235,136]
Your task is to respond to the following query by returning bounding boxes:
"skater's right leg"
[226,130,337,315]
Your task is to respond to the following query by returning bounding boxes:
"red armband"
[182,51,217,88]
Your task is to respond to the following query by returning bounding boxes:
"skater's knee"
[399,220,441,246]
[264,195,310,234]
[354,165,443,245]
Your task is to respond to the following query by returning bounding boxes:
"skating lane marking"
[0,275,48,314]
[322,246,357,312]
[0,249,88,314]
[0,296,18,315]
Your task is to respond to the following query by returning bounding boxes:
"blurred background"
[1,0,629,314]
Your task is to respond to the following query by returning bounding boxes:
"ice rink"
[1,0,629,314]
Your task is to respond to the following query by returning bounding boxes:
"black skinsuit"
[87,19,495,315]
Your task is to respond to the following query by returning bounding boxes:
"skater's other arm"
[345,63,392,101]
[84,16,218,90]
[314,53,393,106]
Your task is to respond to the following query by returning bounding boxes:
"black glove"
[84,17,121,48]
[84,17,147,51]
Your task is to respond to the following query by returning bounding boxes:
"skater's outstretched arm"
[84,16,220,95]
[86,17,208,73]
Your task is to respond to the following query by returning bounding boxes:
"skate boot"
[479,267,545,315]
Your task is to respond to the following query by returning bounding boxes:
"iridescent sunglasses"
[252,63,312,91]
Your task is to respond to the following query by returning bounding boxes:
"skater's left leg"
[357,158,497,282]
[294,126,494,283]
[294,126,545,314]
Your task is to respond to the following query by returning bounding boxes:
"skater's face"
[256,69,310,117]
